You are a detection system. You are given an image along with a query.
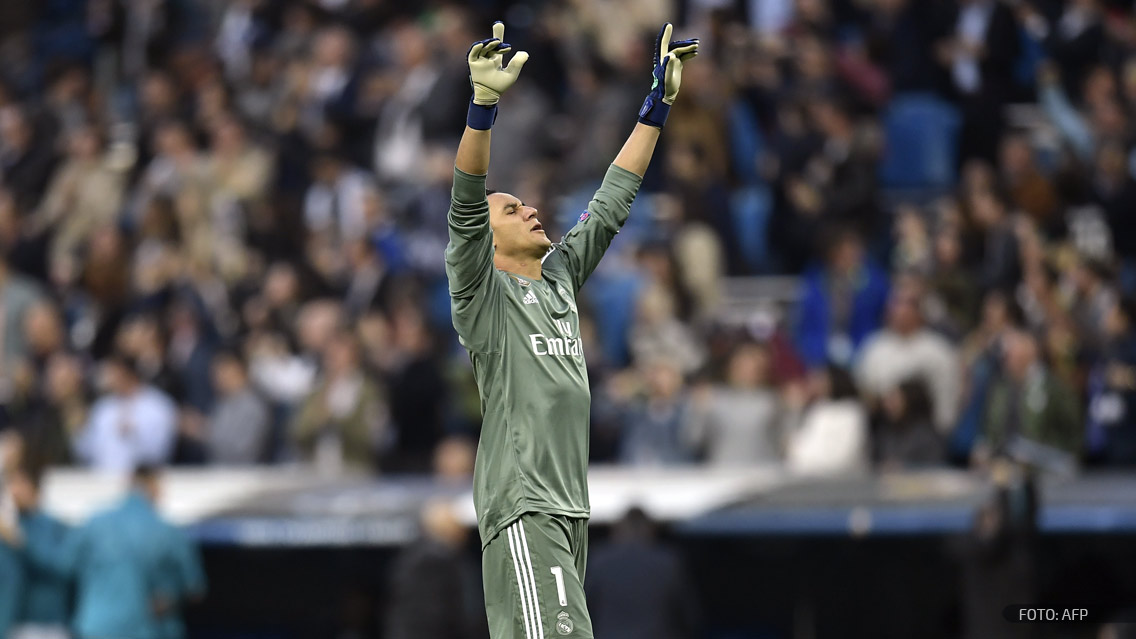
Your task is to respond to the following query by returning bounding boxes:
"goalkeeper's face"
[488,192,551,258]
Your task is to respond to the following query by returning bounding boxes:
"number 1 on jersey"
[549,566,568,606]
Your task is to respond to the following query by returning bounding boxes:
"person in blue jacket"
[794,229,890,368]
[3,465,206,639]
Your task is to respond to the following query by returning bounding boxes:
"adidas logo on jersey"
[522,291,538,305]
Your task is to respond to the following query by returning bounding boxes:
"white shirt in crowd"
[75,385,178,471]
[786,399,870,476]
[303,168,373,241]
[953,0,995,94]
[855,328,962,432]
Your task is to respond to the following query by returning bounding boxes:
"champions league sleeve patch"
[578,211,589,223]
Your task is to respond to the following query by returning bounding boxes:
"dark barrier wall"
[185,532,1136,639]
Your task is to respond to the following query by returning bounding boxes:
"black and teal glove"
[638,23,699,129]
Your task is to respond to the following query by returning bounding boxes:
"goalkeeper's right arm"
[454,20,528,176]
[445,22,528,351]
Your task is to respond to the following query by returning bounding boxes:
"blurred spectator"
[999,132,1059,233]
[937,0,1020,163]
[0,253,43,370]
[926,218,980,338]
[855,276,962,433]
[205,350,270,465]
[770,98,881,272]
[956,466,1038,639]
[876,377,946,469]
[382,308,445,474]
[0,457,23,639]
[304,151,374,259]
[9,352,86,468]
[684,342,784,465]
[1067,257,1117,357]
[892,206,934,276]
[79,228,131,356]
[629,284,704,376]
[130,120,210,248]
[292,331,388,473]
[165,301,217,414]
[618,356,694,466]
[30,125,127,283]
[1093,140,1136,278]
[1039,0,1106,100]
[202,114,273,282]
[1086,297,1136,465]
[953,290,1021,460]
[383,500,475,639]
[2,463,71,639]
[116,314,184,402]
[432,436,475,482]
[3,466,205,639]
[978,329,1081,460]
[805,98,881,235]
[0,106,57,214]
[864,0,944,94]
[74,354,178,471]
[585,507,700,639]
[287,26,358,141]
[795,229,890,368]
[967,185,1021,293]
[785,365,870,475]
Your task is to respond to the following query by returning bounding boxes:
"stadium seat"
[729,99,765,186]
[583,272,644,368]
[879,93,961,190]
[730,185,774,273]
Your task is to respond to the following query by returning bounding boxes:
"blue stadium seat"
[729,99,765,186]
[879,93,961,190]
[583,272,644,368]
[1015,27,1045,90]
[730,185,773,273]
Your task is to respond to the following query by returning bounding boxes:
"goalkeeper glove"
[638,23,699,129]
[467,21,530,130]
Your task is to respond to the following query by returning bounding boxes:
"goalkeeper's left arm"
[547,22,699,291]
[613,22,699,176]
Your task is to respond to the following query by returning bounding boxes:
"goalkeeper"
[445,20,698,639]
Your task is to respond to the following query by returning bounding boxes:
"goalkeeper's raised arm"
[444,21,529,352]
[614,22,700,176]
[548,22,700,293]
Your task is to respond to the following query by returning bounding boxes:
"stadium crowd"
[0,0,1132,479]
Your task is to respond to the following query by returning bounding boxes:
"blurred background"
[1,0,1136,637]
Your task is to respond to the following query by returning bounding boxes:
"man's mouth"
[531,222,544,233]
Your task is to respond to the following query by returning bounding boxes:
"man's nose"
[522,207,538,219]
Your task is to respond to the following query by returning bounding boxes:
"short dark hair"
[1083,256,1117,282]
[1117,297,1136,325]
[107,352,141,380]
[826,364,859,401]
[615,506,657,541]
[132,464,161,484]
[12,461,44,491]
[212,347,246,370]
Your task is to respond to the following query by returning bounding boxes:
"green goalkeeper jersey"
[445,164,642,548]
